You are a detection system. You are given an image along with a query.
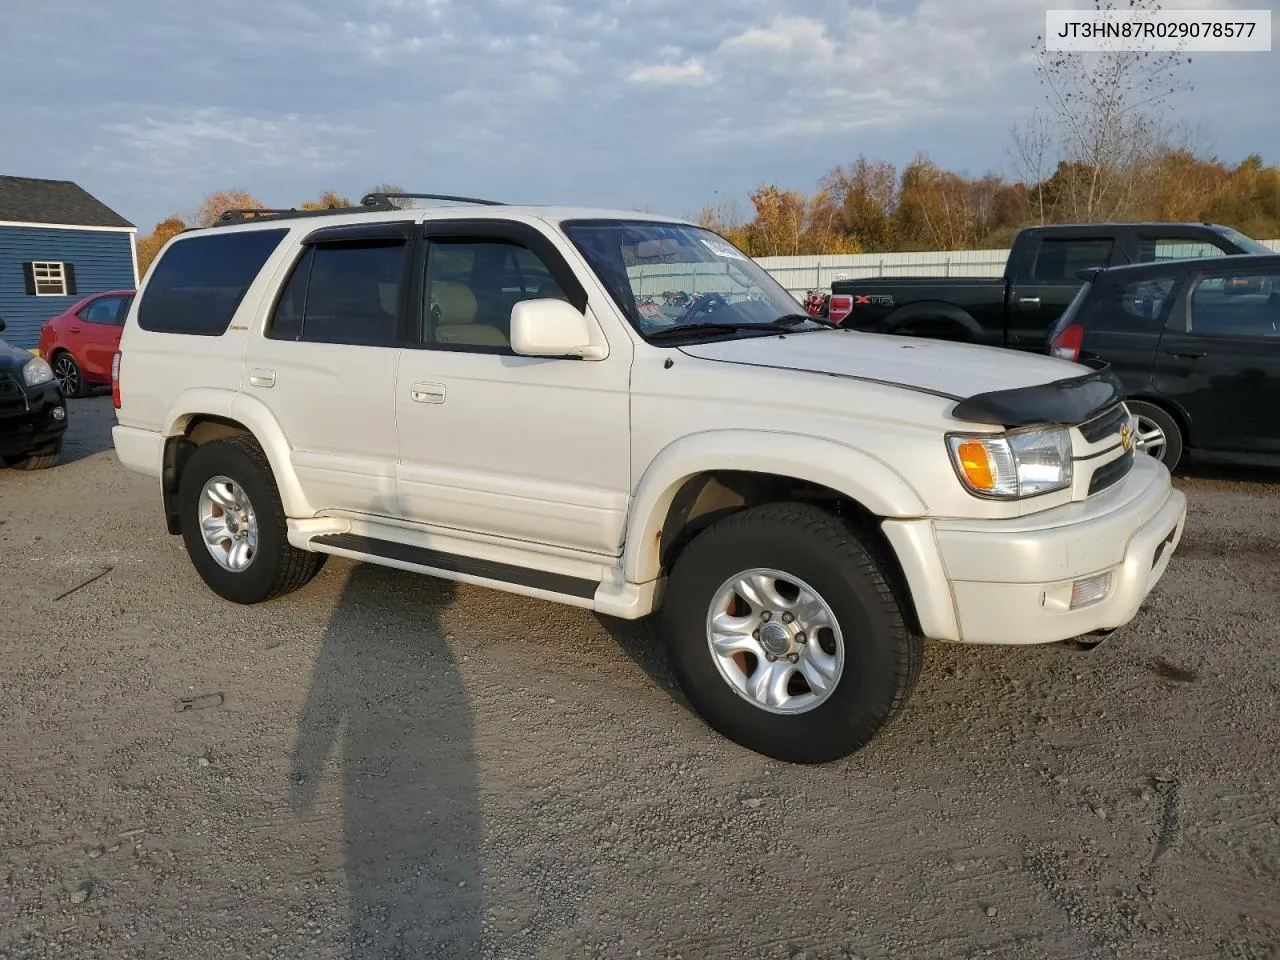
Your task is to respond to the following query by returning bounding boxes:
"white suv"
[110,193,1187,763]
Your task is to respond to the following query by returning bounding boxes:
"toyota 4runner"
[110,193,1187,763]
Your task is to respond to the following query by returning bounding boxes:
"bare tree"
[1008,109,1054,224]
[1029,0,1193,221]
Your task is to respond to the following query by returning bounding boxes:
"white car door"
[243,221,414,516]
[394,219,632,555]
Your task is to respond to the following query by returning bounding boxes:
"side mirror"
[510,299,606,360]
[0,316,6,332]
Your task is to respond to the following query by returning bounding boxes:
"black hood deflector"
[950,363,1124,428]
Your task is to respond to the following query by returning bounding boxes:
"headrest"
[432,281,478,325]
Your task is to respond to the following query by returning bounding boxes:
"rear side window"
[1032,238,1114,283]
[79,295,125,325]
[1190,271,1280,337]
[138,229,287,336]
[1082,275,1179,330]
[1138,238,1227,262]
[268,239,407,347]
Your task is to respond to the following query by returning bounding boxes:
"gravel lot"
[1,395,1278,960]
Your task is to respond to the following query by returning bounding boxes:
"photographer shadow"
[288,563,481,958]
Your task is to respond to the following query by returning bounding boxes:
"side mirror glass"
[510,299,605,360]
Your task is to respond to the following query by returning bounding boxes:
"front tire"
[3,441,62,471]
[178,436,325,604]
[1127,400,1184,471]
[660,502,923,764]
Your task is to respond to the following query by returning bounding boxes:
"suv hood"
[679,330,1085,399]
[678,329,1121,426]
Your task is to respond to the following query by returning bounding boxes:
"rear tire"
[659,502,923,764]
[1127,400,1183,471]
[3,442,62,471]
[51,352,85,399]
[178,436,325,604]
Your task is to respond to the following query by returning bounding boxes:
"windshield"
[562,220,816,337]
[1215,226,1273,256]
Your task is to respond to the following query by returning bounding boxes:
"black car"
[1047,253,1280,471]
[0,317,68,471]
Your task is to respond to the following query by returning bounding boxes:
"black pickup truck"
[822,222,1273,351]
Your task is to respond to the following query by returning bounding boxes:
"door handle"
[248,368,276,388]
[69,326,81,333]
[1017,297,1041,306]
[411,382,446,404]
[1168,350,1206,359]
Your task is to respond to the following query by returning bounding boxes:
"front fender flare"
[623,430,929,583]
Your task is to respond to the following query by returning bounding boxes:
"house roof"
[0,176,134,229]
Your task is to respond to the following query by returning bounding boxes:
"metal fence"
[754,239,1280,300]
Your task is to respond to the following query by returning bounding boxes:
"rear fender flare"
[163,389,313,517]
[881,301,984,342]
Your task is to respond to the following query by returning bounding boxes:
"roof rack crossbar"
[360,192,505,208]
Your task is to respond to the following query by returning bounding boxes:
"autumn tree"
[192,189,266,228]
[820,157,898,252]
[135,216,187,278]
[299,190,353,211]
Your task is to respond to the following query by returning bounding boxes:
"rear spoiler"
[951,364,1124,428]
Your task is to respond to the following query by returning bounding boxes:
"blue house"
[0,176,137,351]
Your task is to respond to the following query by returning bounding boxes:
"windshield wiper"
[646,314,842,343]
[647,323,778,341]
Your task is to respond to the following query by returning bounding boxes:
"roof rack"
[359,192,505,208]
[210,192,506,227]
[214,205,372,226]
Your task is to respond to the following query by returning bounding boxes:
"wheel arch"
[160,390,311,534]
[880,301,984,342]
[1125,394,1192,451]
[624,430,929,587]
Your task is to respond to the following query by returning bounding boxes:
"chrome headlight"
[947,425,1072,499]
[22,357,54,388]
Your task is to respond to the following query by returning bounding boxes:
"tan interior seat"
[431,280,509,347]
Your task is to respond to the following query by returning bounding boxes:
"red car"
[37,290,135,398]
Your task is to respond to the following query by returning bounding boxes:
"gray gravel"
[2,395,1278,960]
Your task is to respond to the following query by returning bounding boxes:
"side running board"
[308,532,599,600]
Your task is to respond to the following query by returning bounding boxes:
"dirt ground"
[1,395,1278,960]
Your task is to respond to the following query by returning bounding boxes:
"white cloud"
[627,57,713,87]
[86,108,363,181]
[718,15,835,59]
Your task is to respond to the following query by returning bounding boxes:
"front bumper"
[883,454,1187,645]
[0,380,68,458]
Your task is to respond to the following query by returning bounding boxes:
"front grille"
[0,373,25,415]
[1079,403,1130,444]
[1088,448,1135,496]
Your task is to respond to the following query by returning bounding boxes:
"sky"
[1,0,1276,231]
